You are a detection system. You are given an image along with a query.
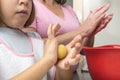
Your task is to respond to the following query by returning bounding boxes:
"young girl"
[0,0,82,80]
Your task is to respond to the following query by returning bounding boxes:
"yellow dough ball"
[58,44,68,59]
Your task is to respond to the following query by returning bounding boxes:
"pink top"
[31,0,81,38]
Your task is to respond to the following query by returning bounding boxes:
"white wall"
[66,0,83,23]
[83,0,120,46]
[73,0,83,23]
[66,0,73,7]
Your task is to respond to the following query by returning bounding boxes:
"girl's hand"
[44,24,60,65]
[56,35,83,70]
[80,4,113,37]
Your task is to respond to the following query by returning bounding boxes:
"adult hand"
[80,4,113,37]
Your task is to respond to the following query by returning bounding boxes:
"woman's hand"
[80,4,113,37]
[56,35,83,70]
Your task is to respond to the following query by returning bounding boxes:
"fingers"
[88,4,110,24]
[94,4,110,18]
[71,43,82,58]
[67,42,82,65]
[57,41,83,70]
[64,61,70,70]
[63,54,81,70]
[93,4,106,13]
[95,13,113,33]
[52,23,61,36]
[85,4,113,36]
[47,23,61,39]
[68,54,81,65]
[47,24,52,38]
[96,13,106,25]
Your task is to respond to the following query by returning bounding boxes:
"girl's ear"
[24,1,35,27]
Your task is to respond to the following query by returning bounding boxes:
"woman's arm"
[44,4,113,46]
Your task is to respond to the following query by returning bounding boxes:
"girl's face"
[0,0,32,29]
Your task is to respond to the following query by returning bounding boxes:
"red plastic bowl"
[83,45,120,80]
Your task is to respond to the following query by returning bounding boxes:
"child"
[0,0,82,80]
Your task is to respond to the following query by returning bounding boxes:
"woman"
[31,0,113,79]
[31,0,112,46]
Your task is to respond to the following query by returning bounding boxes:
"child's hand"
[44,24,60,65]
[56,35,83,70]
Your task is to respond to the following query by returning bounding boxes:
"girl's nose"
[19,0,29,6]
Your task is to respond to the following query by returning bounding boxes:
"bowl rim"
[83,44,120,50]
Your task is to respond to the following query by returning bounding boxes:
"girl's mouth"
[16,10,28,15]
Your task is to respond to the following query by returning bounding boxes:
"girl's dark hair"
[55,0,67,5]
[24,1,35,27]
